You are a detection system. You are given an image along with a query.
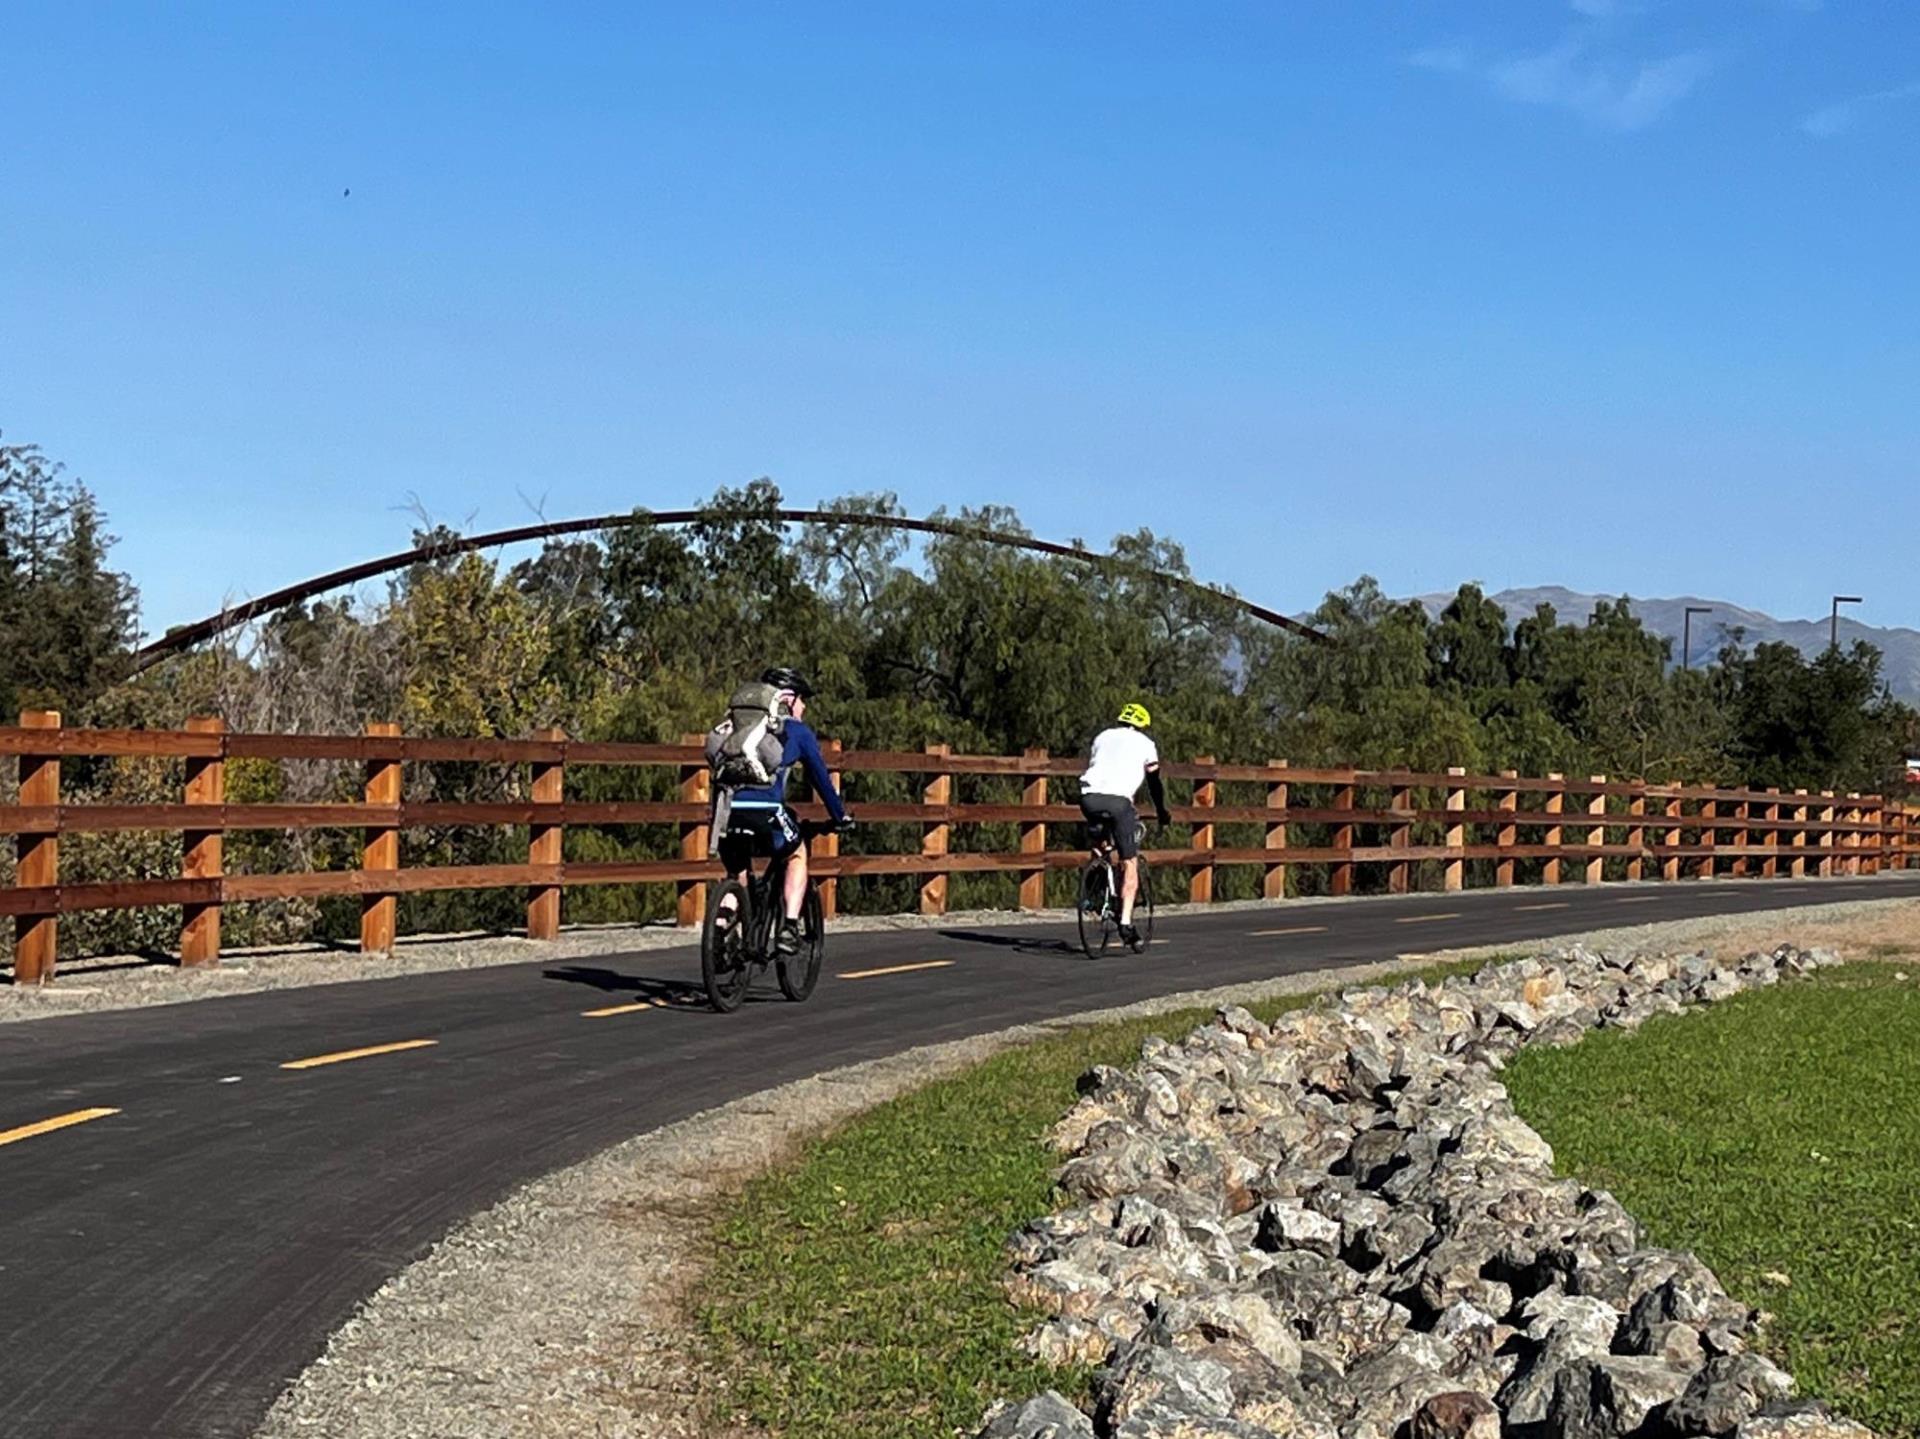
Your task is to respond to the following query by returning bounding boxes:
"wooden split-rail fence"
[4,711,1915,983]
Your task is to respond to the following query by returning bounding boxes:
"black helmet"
[762,665,815,699]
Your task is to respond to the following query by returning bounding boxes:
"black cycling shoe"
[1117,922,1140,949]
[775,919,802,956]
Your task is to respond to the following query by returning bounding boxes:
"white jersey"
[1080,725,1159,800]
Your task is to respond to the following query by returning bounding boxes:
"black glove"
[1155,810,1173,829]
[834,813,858,835]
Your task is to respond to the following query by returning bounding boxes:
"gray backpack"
[704,681,789,790]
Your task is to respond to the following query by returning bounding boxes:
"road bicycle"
[700,817,842,1012]
[1077,816,1155,958]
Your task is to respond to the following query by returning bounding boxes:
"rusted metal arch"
[131,508,1328,671]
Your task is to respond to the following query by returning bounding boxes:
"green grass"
[1505,964,1920,1437]
[699,961,1489,1439]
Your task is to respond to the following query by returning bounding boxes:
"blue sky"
[2,1,1915,638]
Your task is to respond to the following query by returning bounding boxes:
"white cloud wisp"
[1801,79,1920,138]
[1491,39,1715,130]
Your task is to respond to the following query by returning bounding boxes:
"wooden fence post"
[1626,785,1646,882]
[180,716,226,967]
[1662,790,1683,882]
[1330,780,1355,897]
[1543,775,1565,885]
[1791,789,1809,878]
[1389,777,1412,895]
[1762,788,1781,879]
[1585,777,1606,885]
[1729,795,1750,878]
[526,728,565,941]
[1495,771,1518,888]
[360,722,401,953]
[920,743,952,917]
[13,709,60,985]
[677,736,710,928]
[1696,798,1717,880]
[1187,757,1216,904]
[1844,794,1862,876]
[1818,792,1836,877]
[1263,760,1289,900]
[1444,767,1467,893]
[814,739,844,919]
[1019,748,1049,911]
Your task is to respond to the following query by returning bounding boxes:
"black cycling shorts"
[1080,793,1143,860]
[718,804,803,873]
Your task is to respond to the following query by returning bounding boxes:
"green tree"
[1430,583,1513,693]
[1722,640,1908,794]
[398,551,560,737]
[0,435,139,715]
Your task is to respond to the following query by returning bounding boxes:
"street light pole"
[1683,606,1713,670]
[1831,595,1864,652]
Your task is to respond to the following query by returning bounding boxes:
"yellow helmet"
[1117,702,1152,729]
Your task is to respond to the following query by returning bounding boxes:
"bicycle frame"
[724,817,838,960]
[703,816,836,1010]
[1077,816,1154,959]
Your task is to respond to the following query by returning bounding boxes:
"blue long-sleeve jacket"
[729,720,848,822]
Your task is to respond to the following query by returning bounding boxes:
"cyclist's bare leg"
[716,869,749,927]
[782,844,810,921]
[1119,856,1139,925]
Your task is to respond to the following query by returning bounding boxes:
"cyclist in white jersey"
[1078,702,1172,947]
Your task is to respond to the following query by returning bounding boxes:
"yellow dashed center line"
[1515,902,1571,912]
[838,959,956,981]
[0,1107,122,1150]
[1395,912,1462,924]
[1250,925,1330,937]
[280,1039,438,1071]
[583,998,672,1018]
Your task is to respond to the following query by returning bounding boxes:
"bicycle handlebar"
[797,816,855,839]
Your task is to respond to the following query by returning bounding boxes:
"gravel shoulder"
[254,896,1919,1439]
[12,880,1911,1025]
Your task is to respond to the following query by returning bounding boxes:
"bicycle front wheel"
[778,886,825,1001]
[1077,860,1114,959]
[702,879,755,1012]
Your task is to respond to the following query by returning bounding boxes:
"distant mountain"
[1411,586,1920,704]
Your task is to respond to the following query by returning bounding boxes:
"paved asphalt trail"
[2,874,1916,1438]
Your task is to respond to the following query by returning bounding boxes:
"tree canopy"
[2,431,1913,799]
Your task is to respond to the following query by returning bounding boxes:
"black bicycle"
[1077,816,1155,958]
[700,818,841,1012]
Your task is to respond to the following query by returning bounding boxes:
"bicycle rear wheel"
[1077,860,1114,958]
[702,879,754,1012]
[778,886,825,1001]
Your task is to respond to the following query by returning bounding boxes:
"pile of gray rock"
[975,944,1872,1439]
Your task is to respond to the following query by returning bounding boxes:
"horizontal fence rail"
[5,711,1915,982]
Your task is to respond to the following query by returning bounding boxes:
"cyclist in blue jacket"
[715,667,851,955]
